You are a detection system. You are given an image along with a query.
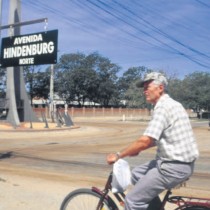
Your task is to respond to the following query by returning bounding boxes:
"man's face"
[143,80,164,104]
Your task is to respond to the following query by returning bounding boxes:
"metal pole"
[0,0,2,51]
[49,64,54,121]
[0,17,48,30]
[0,0,2,32]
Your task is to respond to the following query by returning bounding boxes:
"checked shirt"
[143,94,199,162]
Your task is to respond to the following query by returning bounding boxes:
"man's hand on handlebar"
[106,151,140,164]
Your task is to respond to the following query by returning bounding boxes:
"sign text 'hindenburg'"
[0,29,58,67]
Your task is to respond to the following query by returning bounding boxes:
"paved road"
[191,120,209,128]
[0,119,210,193]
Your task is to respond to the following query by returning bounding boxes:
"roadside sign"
[0,29,58,67]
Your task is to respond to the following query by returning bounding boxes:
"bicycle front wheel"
[60,188,115,210]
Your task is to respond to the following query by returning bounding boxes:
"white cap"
[136,72,168,88]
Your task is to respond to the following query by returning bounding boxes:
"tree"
[124,82,145,108]
[56,52,99,105]
[167,77,183,103]
[0,68,6,98]
[56,52,120,107]
[55,53,86,104]
[24,66,51,104]
[118,66,151,107]
[93,53,120,106]
[181,72,210,111]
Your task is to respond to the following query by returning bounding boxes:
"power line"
[86,0,210,68]
[112,0,210,60]
[18,0,210,69]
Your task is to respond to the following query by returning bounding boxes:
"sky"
[1,0,210,77]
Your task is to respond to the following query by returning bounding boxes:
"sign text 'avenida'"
[0,29,58,67]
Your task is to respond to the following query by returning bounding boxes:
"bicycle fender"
[92,187,119,210]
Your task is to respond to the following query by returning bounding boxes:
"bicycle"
[60,171,210,210]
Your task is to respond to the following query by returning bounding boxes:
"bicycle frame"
[91,172,210,210]
[167,194,210,209]
[92,172,125,210]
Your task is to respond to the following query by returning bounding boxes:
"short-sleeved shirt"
[143,94,199,162]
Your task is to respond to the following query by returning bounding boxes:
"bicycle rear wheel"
[181,207,210,210]
[60,188,115,210]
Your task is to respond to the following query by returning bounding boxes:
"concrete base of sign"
[0,122,79,131]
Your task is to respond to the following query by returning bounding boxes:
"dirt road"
[0,118,209,209]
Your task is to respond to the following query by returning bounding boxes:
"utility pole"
[0,0,2,39]
[49,64,54,119]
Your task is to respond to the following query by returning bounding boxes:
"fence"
[34,107,151,121]
[33,107,197,121]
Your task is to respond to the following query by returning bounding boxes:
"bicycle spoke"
[60,189,112,210]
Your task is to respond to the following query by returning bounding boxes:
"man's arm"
[106,136,155,164]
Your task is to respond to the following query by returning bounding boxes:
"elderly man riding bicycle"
[107,72,199,210]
